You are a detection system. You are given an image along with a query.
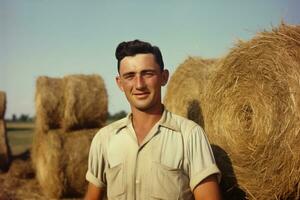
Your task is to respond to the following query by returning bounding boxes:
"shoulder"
[92,117,128,145]
[166,111,201,134]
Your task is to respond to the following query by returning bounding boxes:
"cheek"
[147,77,161,87]
[122,81,134,91]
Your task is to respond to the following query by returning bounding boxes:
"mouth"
[133,92,150,98]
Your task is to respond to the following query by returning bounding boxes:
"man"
[85,40,221,200]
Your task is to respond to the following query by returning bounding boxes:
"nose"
[135,75,146,89]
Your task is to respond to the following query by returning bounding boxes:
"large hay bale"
[35,74,108,132]
[164,57,218,126]
[0,91,6,119]
[35,76,65,132]
[62,74,108,131]
[0,120,11,172]
[203,24,300,200]
[34,128,97,198]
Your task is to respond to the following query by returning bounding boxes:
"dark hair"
[115,39,164,72]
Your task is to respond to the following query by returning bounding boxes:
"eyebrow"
[121,69,157,77]
[122,72,135,77]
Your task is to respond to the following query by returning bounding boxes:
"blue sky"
[0,0,299,118]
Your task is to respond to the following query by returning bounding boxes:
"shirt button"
[135,180,140,184]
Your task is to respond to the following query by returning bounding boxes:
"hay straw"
[8,159,34,179]
[0,160,45,200]
[34,128,97,198]
[35,75,108,133]
[164,57,218,126]
[203,23,300,200]
[62,74,108,131]
[0,91,6,119]
[0,120,11,172]
[35,76,65,132]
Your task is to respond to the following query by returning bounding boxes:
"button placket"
[134,150,141,200]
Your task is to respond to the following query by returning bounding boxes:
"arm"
[187,126,222,199]
[84,183,104,200]
[85,131,107,200]
[193,174,222,200]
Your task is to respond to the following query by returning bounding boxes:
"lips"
[133,92,150,98]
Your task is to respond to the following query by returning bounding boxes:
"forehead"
[119,53,160,73]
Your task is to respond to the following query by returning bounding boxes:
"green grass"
[6,122,34,156]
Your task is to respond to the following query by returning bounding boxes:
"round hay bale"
[62,74,108,131]
[0,91,6,119]
[34,128,97,198]
[203,23,300,200]
[31,129,43,171]
[163,57,219,126]
[35,76,65,132]
[0,120,11,172]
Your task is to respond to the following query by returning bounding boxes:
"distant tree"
[12,114,17,122]
[19,114,29,122]
[107,112,112,119]
[113,110,127,119]
[30,115,36,122]
[108,110,127,121]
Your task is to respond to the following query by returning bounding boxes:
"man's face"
[116,53,169,112]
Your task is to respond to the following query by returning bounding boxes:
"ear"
[116,76,124,91]
[161,69,169,86]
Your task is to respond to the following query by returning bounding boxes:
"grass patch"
[6,122,34,156]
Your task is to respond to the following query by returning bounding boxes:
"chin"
[135,104,152,111]
[131,101,154,111]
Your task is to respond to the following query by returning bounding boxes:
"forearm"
[84,183,104,200]
[193,174,222,200]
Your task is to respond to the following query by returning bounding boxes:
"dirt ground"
[0,152,45,200]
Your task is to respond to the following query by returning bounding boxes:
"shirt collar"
[113,106,180,134]
[113,113,132,134]
[158,108,180,132]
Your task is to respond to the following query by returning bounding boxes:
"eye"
[123,73,135,80]
[143,71,155,77]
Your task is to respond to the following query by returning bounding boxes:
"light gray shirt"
[86,109,220,200]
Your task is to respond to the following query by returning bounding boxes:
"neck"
[131,103,164,128]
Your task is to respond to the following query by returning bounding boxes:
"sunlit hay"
[0,120,11,172]
[34,128,97,198]
[62,74,108,132]
[31,129,43,171]
[163,57,219,126]
[35,74,108,132]
[203,23,300,200]
[35,76,65,132]
[0,91,6,119]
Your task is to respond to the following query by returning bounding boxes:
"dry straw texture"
[0,120,11,172]
[0,91,6,119]
[33,74,108,198]
[34,128,97,198]
[35,74,108,132]
[0,157,45,199]
[63,74,108,131]
[164,57,218,126]
[35,77,65,132]
[203,24,300,200]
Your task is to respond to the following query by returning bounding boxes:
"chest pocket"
[150,162,183,200]
[106,163,126,199]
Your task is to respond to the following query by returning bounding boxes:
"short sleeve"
[86,132,107,188]
[187,125,221,191]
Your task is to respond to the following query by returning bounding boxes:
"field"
[6,122,35,156]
